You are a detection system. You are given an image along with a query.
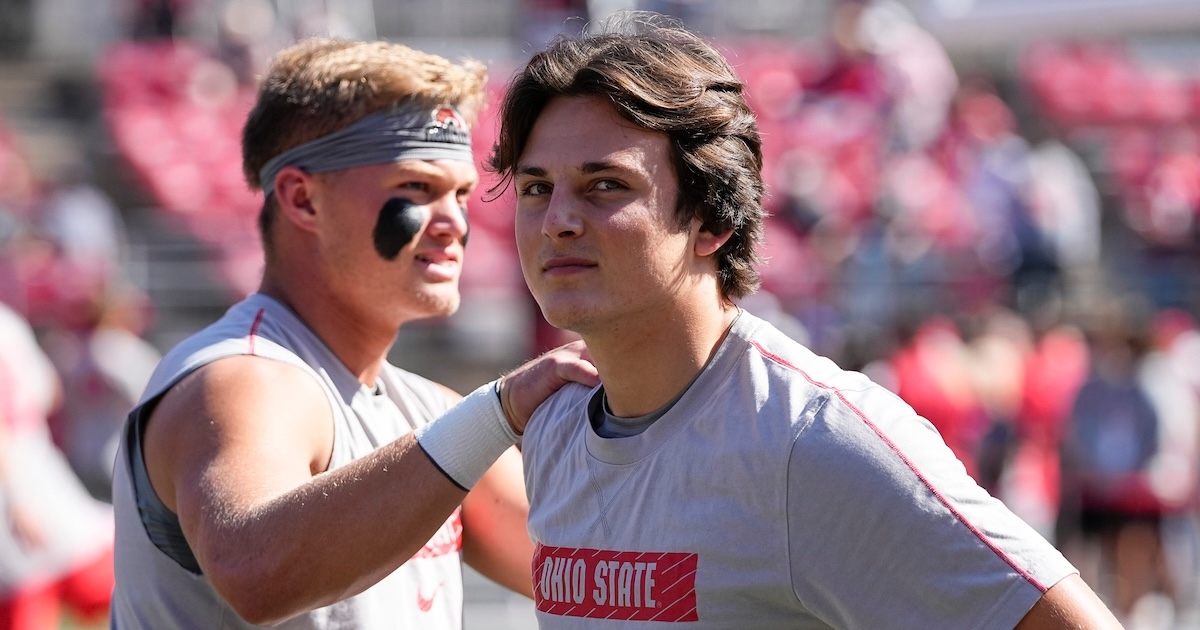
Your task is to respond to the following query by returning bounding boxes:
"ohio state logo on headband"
[425,106,470,145]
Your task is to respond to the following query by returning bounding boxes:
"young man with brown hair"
[490,15,1123,630]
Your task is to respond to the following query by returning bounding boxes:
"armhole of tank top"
[126,388,205,574]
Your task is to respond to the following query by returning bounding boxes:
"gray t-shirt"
[523,310,1076,629]
[110,293,465,629]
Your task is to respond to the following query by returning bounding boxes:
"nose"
[425,193,469,242]
[542,190,583,240]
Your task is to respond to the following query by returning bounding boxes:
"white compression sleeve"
[415,380,518,490]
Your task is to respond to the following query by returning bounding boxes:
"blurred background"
[2,0,1200,628]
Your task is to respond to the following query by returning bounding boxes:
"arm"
[461,445,534,597]
[1015,575,1124,630]
[143,355,468,626]
[142,341,597,626]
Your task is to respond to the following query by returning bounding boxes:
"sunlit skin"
[513,96,735,417]
[262,158,476,383]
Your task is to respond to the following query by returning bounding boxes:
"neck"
[259,267,396,387]
[587,301,737,418]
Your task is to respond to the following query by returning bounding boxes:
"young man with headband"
[489,16,1124,629]
[110,38,598,629]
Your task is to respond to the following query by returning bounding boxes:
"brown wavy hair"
[488,13,765,299]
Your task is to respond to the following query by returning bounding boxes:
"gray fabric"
[111,293,466,629]
[523,311,1076,629]
[128,412,197,573]
[258,105,473,193]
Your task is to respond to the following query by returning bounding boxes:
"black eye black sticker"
[374,197,427,261]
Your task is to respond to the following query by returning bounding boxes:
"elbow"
[221,584,302,627]
[206,558,307,626]
[226,598,293,628]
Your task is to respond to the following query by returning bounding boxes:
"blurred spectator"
[45,286,160,503]
[0,301,113,630]
[1025,123,1102,298]
[128,0,194,39]
[805,0,893,115]
[887,315,987,477]
[949,79,1060,298]
[213,0,285,86]
[856,0,958,152]
[1059,298,1173,623]
[1014,317,1091,542]
[1135,309,1200,621]
[36,161,127,280]
[965,308,1031,494]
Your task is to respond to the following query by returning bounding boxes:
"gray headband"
[258,104,474,195]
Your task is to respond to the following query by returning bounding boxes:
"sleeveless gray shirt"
[111,294,465,629]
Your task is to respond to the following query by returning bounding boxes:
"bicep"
[142,356,333,565]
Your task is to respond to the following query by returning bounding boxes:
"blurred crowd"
[0,0,1199,628]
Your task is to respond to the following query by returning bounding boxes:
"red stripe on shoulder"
[749,340,1050,593]
[248,308,266,355]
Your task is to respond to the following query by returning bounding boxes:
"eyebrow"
[394,160,479,188]
[515,160,626,178]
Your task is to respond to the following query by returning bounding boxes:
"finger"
[557,358,600,388]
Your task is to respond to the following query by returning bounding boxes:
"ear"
[694,224,732,258]
[273,166,320,233]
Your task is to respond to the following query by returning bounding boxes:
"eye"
[593,179,624,191]
[519,181,552,197]
[400,181,430,193]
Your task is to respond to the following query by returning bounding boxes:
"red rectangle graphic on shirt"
[533,544,699,622]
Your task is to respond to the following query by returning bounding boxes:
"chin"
[429,295,461,318]
[405,288,460,320]
[536,302,592,335]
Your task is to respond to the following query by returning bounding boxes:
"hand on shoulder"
[497,340,599,434]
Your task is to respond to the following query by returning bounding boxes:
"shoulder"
[738,318,888,423]
[151,355,331,433]
[541,381,595,414]
[379,365,463,421]
[524,382,595,439]
[737,318,945,467]
[141,355,335,510]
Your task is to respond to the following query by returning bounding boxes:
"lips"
[415,249,459,266]
[542,256,596,273]
[414,248,460,281]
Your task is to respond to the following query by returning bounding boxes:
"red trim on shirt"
[248,308,266,355]
[750,340,1050,594]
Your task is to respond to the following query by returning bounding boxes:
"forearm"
[190,434,467,625]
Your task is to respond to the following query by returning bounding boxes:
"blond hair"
[242,38,486,259]
[243,38,486,191]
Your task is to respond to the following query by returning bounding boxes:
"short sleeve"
[786,384,1076,630]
